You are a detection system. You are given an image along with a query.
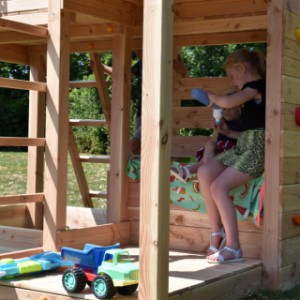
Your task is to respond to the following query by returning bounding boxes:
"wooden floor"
[0,246,262,300]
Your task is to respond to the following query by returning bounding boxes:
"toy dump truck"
[61,243,139,299]
[0,252,73,279]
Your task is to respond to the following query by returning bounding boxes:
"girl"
[197,48,266,264]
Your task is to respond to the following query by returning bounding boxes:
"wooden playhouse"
[0,0,300,299]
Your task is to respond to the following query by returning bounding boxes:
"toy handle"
[191,88,210,106]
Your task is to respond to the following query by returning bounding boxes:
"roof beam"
[0,44,29,65]
[63,0,136,26]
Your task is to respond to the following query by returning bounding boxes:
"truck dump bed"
[61,243,120,274]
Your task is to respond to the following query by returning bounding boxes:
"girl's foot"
[207,227,226,255]
[207,246,243,264]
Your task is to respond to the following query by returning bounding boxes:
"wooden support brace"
[0,18,48,37]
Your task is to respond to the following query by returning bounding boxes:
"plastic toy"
[61,243,139,299]
[191,87,210,106]
[0,251,74,279]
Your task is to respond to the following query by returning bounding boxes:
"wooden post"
[43,1,71,251]
[27,54,46,229]
[139,1,173,299]
[108,28,132,223]
[263,0,284,289]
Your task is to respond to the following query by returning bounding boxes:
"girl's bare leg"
[197,158,226,254]
[208,167,251,261]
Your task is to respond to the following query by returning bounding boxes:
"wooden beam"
[0,137,45,147]
[263,0,284,290]
[69,119,107,126]
[89,52,111,132]
[0,31,44,44]
[0,0,47,14]
[174,30,267,47]
[0,18,48,37]
[173,0,267,20]
[0,77,47,92]
[174,15,268,36]
[0,247,44,260]
[43,2,71,251]
[64,0,136,26]
[0,44,29,65]
[68,128,94,208]
[139,1,173,299]
[27,54,46,230]
[0,193,44,205]
[108,30,132,223]
[69,80,97,88]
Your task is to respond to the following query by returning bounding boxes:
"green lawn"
[0,151,108,208]
[1,152,300,299]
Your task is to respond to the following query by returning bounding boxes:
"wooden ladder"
[68,53,112,208]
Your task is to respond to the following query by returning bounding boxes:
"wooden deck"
[0,247,262,300]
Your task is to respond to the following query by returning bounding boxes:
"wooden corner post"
[43,1,71,251]
[139,1,173,299]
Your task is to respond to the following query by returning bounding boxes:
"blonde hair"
[224,48,266,78]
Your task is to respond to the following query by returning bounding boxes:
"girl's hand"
[215,120,230,136]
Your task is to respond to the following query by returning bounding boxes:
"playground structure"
[0,0,300,299]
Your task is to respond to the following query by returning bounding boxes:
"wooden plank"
[27,54,46,230]
[43,2,71,251]
[283,76,300,105]
[173,0,267,20]
[0,193,44,205]
[0,18,48,37]
[0,44,29,65]
[172,107,213,129]
[0,77,46,91]
[0,31,44,45]
[0,137,45,147]
[0,12,48,26]
[285,10,300,41]
[281,209,300,239]
[172,135,211,158]
[168,267,262,300]
[281,157,300,185]
[279,261,300,290]
[0,0,48,13]
[263,0,284,289]
[281,235,300,266]
[0,204,28,228]
[89,190,108,199]
[174,15,268,36]
[282,131,300,157]
[64,0,136,26]
[57,222,131,249]
[174,30,267,47]
[0,247,44,259]
[282,103,300,131]
[0,226,42,251]
[69,80,97,88]
[283,56,300,79]
[280,184,300,212]
[89,52,111,131]
[68,128,93,208]
[71,23,122,38]
[139,1,173,299]
[66,206,107,228]
[79,154,110,163]
[69,119,107,126]
[173,77,231,100]
[108,31,132,223]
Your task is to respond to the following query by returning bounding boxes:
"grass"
[0,151,108,208]
[1,152,300,299]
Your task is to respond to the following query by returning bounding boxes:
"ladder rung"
[89,191,108,199]
[69,119,107,127]
[80,155,110,163]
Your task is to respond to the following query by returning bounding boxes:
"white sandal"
[207,246,243,264]
[208,227,226,254]
[170,166,192,184]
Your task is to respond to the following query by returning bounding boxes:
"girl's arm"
[208,87,260,108]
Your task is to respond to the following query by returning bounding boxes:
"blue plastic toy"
[0,251,74,279]
[191,87,210,106]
